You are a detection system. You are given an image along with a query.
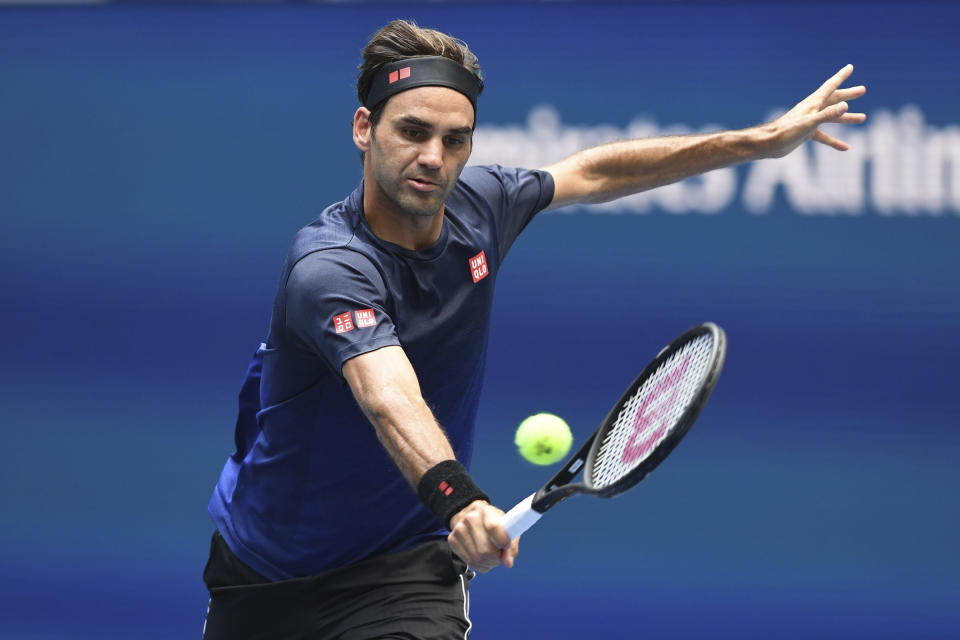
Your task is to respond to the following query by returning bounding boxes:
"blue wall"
[2,3,958,638]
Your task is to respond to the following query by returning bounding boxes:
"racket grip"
[502,493,542,539]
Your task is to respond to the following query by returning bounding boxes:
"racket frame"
[527,322,726,513]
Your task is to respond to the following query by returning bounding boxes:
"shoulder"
[454,164,555,205]
[288,248,387,297]
[289,196,363,256]
[282,187,389,289]
[457,164,521,190]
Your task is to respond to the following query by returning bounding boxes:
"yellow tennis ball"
[515,413,572,465]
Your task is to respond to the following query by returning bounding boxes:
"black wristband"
[416,460,490,529]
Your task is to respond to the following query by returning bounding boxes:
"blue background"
[1,2,957,638]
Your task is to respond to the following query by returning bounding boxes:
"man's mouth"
[407,177,440,192]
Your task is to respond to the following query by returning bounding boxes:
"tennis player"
[203,19,865,639]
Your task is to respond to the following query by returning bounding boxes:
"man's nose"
[418,137,444,169]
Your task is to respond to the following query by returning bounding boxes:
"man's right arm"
[342,345,518,572]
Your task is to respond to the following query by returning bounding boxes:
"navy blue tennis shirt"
[209,165,555,580]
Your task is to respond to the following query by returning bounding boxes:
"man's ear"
[354,107,373,153]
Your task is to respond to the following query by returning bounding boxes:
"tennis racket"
[502,322,727,540]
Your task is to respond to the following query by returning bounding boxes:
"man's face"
[363,86,475,218]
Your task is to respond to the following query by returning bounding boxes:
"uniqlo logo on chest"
[333,312,354,334]
[469,251,489,283]
[354,308,377,328]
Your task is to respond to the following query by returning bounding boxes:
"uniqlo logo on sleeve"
[354,308,377,328]
[333,312,354,334]
[469,251,489,283]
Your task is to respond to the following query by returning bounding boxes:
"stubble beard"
[380,176,446,218]
[372,162,459,219]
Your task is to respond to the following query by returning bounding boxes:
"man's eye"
[403,129,422,139]
[445,137,465,147]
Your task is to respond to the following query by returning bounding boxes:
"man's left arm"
[541,64,866,210]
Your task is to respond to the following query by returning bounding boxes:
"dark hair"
[357,20,483,126]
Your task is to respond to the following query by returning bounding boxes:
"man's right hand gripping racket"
[502,322,727,539]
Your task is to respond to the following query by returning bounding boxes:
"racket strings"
[590,334,716,489]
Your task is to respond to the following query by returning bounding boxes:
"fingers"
[837,112,867,125]
[812,128,849,151]
[825,85,866,107]
[769,64,865,157]
[816,101,850,123]
[790,106,865,154]
[500,537,520,569]
[447,502,518,573]
[485,507,511,550]
[812,64,855,102]
[449,524,499,572]
[815,101,867,126]
[486,508,517,568]
[809,101,848,127]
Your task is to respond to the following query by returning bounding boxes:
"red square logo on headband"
[388,67,411,84]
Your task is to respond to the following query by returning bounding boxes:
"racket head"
[583,322,726,498]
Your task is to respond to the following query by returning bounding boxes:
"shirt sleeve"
[461,164,555,259]
[284,248,400,373]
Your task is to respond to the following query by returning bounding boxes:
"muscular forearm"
[361,393,454,484]
[343,346,455,488]
[545,126,766,208]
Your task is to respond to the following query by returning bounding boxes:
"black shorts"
[202,531,474,640]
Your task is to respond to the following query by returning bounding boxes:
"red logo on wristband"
[438,481,454,496]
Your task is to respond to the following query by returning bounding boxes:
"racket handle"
[502,493,542,539]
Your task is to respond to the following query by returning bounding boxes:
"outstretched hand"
[763,64,867,159]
